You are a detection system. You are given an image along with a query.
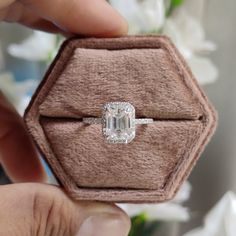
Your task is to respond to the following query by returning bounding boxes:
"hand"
[0,1,130,235]
[0,183,130,236]
[0,0,127,36]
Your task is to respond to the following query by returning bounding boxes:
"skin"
[0,1,130,235]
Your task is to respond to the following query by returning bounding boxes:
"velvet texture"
[24,36,217,203]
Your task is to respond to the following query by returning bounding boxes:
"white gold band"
[83,118,102,124]
[83,117,153,125]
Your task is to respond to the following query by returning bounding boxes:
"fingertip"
[91,1,129,37]
[101,15,128,37]
[76,202,131,236]
[19,0,129,37]
[54,0,129,37]
[96,3,129,37]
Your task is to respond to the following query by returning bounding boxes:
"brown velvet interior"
[39,48,203,119]
[41,118,203,190]
[39,47,205,190]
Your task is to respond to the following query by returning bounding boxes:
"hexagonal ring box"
[24,36,217,203]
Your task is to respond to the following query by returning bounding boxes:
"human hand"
[0,183,130,236]
[0,95,130,236]
[0,0,128,182]
[0,1,130,235]
[0,0,127,36]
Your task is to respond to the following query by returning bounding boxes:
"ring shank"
[134,118,154,125]
[83,118,102,124]
[83,117,153,125]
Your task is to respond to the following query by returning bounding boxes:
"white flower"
[110,0,166,34]
[7,31,57,62]
[174,180,192,203]
[118,181,191,222]
[183,192,236,236]
[0,72,38,115]
[162,8,218,85]
[187,56,218,85]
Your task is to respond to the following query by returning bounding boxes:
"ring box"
[24,36,217,203]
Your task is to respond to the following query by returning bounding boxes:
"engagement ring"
[83,102,153,144]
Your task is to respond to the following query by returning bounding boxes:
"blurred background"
[0,0,235,235]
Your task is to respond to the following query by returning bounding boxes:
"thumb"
[0,183,130,236]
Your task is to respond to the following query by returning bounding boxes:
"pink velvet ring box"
[24,36,217,203]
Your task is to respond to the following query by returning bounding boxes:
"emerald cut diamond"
[102,102,136,144]
[83,102,153,144]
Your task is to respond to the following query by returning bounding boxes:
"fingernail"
[77,212,130,236]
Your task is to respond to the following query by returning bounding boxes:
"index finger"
[19,0,128,36]
[0,92,46,182]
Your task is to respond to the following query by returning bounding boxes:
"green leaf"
[128,214,162,236]
[128,213,147,236]
[171,0,185,7]
[142,221,162,235]
[166,0,186,16]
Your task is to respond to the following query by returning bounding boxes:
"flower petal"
[173,181,192,203]
[145,203,190,222]
[110,0,166,34]
[7,31,56,61]
[187,56,219,85]
[162,8,217,56]
[183,192,236,236]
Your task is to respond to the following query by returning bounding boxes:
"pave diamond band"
[133,118,154,125]
[83,102,154,144]
[83,118,102,125]
[83,118,153,125]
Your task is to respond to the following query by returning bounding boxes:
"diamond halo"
[102,102,136,144]
[83,102,153,144]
